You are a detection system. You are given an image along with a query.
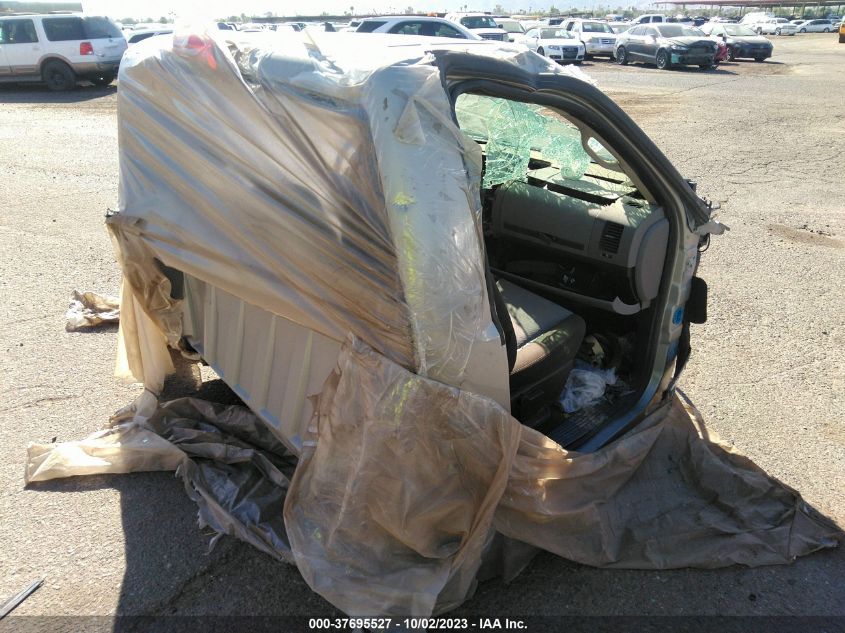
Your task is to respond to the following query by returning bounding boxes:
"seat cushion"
[496,279,586,397]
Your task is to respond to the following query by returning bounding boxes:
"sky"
[82,0,638,21]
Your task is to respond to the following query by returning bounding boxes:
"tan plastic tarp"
[27,337,841,616]
[28,398,296,563]
[107,31,600,400]
[28,31,839,617]
[286,337,840,615]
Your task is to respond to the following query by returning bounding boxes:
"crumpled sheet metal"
[286,337,841,615]
[113,31,560,392]
[65,290,120,331]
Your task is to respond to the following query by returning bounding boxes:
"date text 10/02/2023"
[308,618,528,630]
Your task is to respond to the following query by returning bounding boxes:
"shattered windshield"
[455,94,594,187]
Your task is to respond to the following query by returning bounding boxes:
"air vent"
[599,221,624,254]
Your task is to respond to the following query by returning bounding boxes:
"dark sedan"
[700,23,774,61]
[614,23,718,69]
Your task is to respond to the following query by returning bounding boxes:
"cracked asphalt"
[1,34,843,622]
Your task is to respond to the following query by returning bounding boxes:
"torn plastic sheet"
[26,398,295,563]
[65,290,120,331]
[26,337,841,616]
[287,338,841,614]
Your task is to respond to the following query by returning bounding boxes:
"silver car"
[796,18,835,32]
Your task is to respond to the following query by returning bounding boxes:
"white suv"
[561,18,618,58]
[444,13,508,41]
[753,17,798,35]
[0,13,127,91]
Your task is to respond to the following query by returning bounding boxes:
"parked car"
[0,13,126,90]
[113,31,721,456]
[700,22,774,61]
[444,12,508,41]
[797,19,835,32]
[789,19,806,25]
[561,19,618,58]
[609,21,633,34]
[524,26,585,63]
[493,17,527,43]
[614,23,718,69]
[126,28,173,45]
[752,17,798,35]
[355,16,480,39]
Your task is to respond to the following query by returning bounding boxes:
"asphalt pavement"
[0,33,843,621]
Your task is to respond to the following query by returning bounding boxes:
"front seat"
[493,279,586,420]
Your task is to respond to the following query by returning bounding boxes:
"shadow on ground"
[0,83,116,104]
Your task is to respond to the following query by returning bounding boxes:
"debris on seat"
[560,361,618,413]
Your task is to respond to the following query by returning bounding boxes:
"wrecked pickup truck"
[30,29,838,618]
[110,31,721,452]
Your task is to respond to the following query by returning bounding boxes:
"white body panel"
[181,273,511,455]
[182,275,342,455]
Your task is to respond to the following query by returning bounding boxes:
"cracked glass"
[454,94,591,188]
